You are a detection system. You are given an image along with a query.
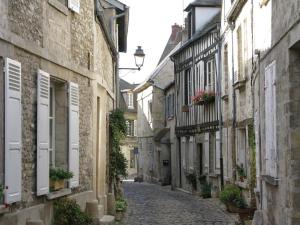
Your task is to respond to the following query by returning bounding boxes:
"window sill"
[222,94,229,101]
[262,175,279,186]
[47,188,72,200]
[233,79,246,90]
[0,205,9,214]
[235,180,249,189]
[208,174,219,178]
[167,116,174,120]
[48,0,69,16]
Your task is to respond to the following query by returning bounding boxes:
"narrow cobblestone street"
[118,182,238,225]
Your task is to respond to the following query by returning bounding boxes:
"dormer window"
[128,92,134,109]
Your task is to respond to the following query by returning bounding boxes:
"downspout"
[229,21,237,180]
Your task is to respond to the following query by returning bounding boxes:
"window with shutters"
[166,93,174,119]
[128,92,134,109]
[223,44,229,95]
[49,80,68,169]
[236,25,243,82]
[265,61,277,177]
[205,59,215,91]
[236,128,247,175]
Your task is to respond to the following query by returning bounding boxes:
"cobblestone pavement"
[117,182,238,225]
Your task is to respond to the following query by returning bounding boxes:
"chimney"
[171,23,182,42]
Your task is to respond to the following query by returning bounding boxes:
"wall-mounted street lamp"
[119,46,145,71]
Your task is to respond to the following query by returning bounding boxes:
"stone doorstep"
[0,204,9,214]
[99,215,115,225]
[46,188,72,200]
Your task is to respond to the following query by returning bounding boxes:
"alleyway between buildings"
[118,182,238,225]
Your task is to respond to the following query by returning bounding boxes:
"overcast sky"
[119,0,194,84]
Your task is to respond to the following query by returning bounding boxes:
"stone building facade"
[0,0,128,224]
[251,0,300,224]
[135,24,182,184]
[220,0,256,206]
[119,79,138,179]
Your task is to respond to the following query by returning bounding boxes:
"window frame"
[127,92,134,109]
[49,83,56,168]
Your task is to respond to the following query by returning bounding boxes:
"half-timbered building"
[171,0,222,194]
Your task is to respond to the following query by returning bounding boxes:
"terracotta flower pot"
[115,210,124,221]
[182,105,189,112]
[50,180,65,191]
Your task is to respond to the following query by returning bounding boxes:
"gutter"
[95,0,118,59]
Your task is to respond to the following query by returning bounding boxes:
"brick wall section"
[8,0,43,46]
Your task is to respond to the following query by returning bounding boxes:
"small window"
[237,25,243,81]
[205,59,215,91]
[236,128,247,175]
[130,149,135,168]
[184,69,191,105]
[57,0,68,6]
[148,100,153,123]
[126,120,136,137]
[128,92,134,109]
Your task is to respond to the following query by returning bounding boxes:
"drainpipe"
[216,27,224,189]
[229,21,237,180]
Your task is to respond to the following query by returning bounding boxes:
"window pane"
[49,87,53,116]
[49,119,53,149]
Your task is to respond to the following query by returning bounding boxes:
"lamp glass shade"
[134,46,145,69]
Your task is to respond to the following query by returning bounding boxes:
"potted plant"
[192,90,215,105]
[200,180,212,198]
[186,172,197,191]
[115,198,127,221]
[182,105,189,112]
[220,185,255,221]
[50,168,73,191]
[236,164,247,182]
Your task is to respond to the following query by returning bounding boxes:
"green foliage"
[116,198,127,212]
[248,123,257,194]
[53,198,93,225]
[220,185,247,209]
[109,109,128,183]
[0,185,3,196]
[50,168,73,181]
[236,164,246,178]
[200,181,212,198]
[186,172,197,190]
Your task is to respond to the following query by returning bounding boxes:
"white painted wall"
[195,7,220,33]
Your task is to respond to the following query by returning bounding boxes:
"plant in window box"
[236,164,247,182]
[192,90,215,105]
[50,168,73,191]
[0,185,3,203]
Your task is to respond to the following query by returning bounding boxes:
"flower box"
[192,90,216,106]
[50,180,65,191]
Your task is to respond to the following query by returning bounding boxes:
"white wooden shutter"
[37,70,50,196]
[134,120,137,136]
[215,131,221,173]
[68,0,80,13]
[4,58,22,204]
[204,133,209,174]
[189,137,194,170]
[181,137,186,169]
[69,82,79,188]
[200,61,205,90]
[265,61,277,177]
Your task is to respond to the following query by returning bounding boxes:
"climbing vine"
[248,121,256,205]
[109,109,128,185]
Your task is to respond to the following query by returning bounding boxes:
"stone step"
[99,215,115,225]
[26,220,44,225]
